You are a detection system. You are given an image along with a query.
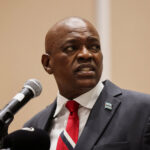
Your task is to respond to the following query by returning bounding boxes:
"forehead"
[62,17,88,29]
[45,18,100,52]
[56,19,99,39]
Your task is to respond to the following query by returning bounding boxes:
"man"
[24,17,150,150]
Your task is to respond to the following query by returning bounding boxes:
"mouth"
[74,64,96,77]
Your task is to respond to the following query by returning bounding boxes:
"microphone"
[2,127,50,150]
[0,79,42,126]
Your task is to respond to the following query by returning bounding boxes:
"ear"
[41,54,53,74]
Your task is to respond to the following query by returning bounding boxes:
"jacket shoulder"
[104,80,150,104]
[23,100,56,129]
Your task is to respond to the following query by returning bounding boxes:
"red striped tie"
[56,100,79,150]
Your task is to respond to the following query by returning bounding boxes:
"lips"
[74,64,96,77]
[79,67,92,71]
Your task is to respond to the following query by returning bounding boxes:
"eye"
[90,44,101,52]
[66,46,74,52]
[63,46,77,54]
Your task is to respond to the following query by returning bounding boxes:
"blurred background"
[0,0,150,133]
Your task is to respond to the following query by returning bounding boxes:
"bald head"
[45,17,99,54]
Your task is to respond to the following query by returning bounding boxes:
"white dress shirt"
[50,80,104,150]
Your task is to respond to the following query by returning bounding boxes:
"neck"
[59,87,95,100]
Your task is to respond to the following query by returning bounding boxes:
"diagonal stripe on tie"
[60,131,74,150]
[63,130,76,148]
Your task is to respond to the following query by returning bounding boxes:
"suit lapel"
[75,80,122,150]
[41,100,56,131]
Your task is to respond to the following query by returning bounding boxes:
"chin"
[76,79,98,90]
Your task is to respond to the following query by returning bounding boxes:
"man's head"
[42,17,103,99]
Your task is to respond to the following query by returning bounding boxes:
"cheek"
[53,54,68,65]
[52,54,74,74]
[94,53,103,79]
[95,52,103,67]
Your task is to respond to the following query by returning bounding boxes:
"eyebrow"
[59,39,78,50]
[60,35,100,48]
[87,36,100,42]
[60,38,80,46]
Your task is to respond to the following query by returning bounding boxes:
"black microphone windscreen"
[2,127,50,150]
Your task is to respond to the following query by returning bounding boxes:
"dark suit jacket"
[24,80,150,150]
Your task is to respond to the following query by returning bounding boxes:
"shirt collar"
[54,80,104,117]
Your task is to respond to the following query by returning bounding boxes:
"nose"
[77,46,92,63]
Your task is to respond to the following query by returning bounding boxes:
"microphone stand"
[0,110,14,148]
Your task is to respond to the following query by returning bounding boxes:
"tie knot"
[66,100,79,113]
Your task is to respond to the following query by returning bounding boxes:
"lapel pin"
[105,102,112,110]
